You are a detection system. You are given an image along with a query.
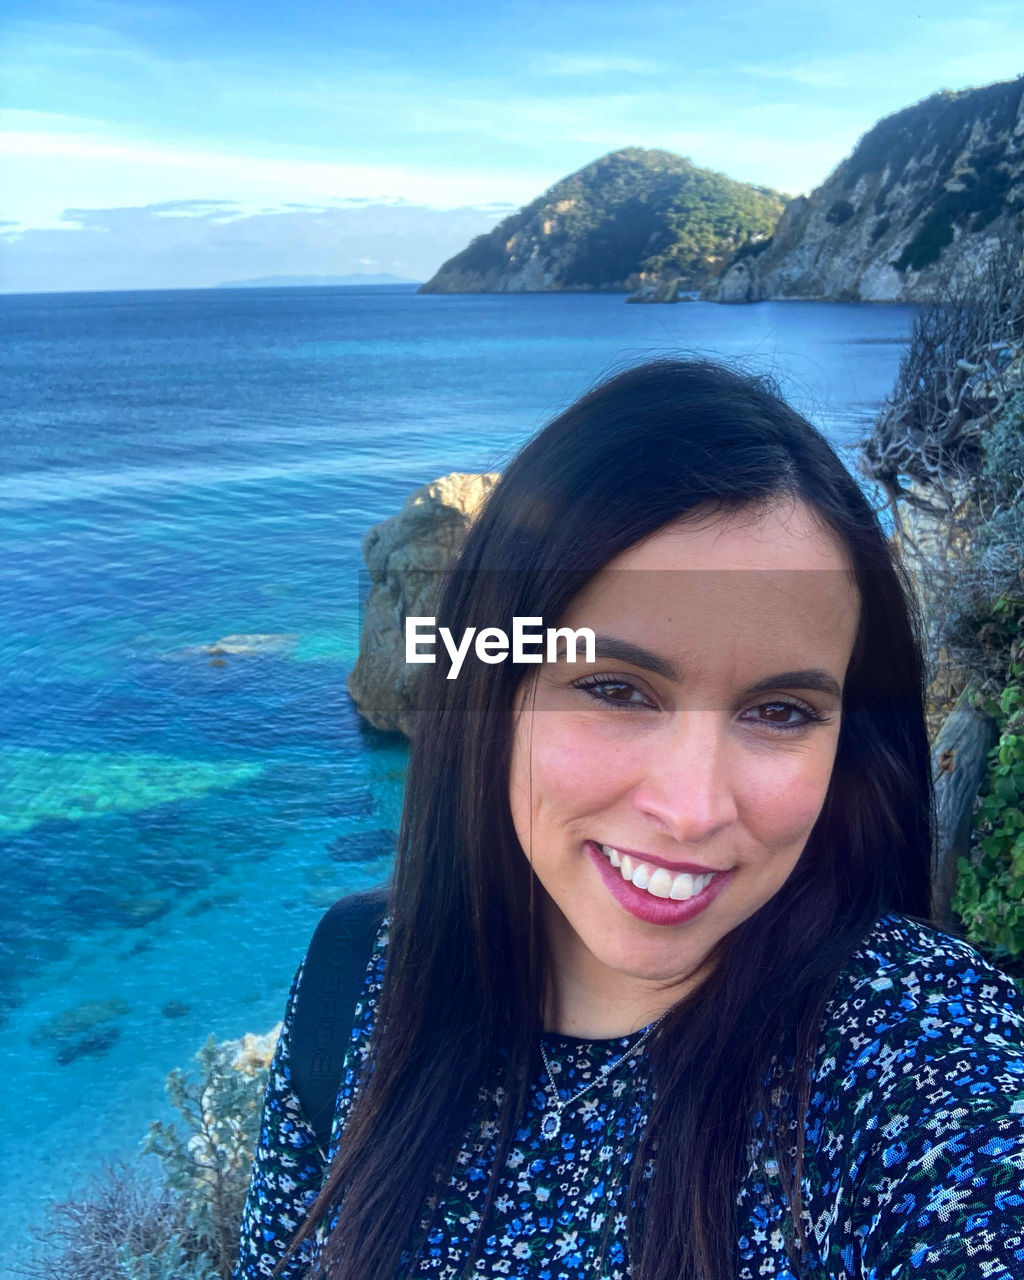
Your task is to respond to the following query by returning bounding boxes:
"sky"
[2,0,1023,293]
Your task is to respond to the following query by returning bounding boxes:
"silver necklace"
[537,1015,665,1140]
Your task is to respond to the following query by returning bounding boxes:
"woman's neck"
[543,948,701,1038]
[540,898,714,1037]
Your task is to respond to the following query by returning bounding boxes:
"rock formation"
[229,1027,280,1076]
[709,76,1024,303]
[346,472,499,737]
[626,278,681,303]
[420,149,783,295]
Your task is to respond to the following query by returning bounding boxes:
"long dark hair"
[291,358,933,1279]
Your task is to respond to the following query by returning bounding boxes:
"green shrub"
[954,595,1024,987]
[21,1033,273,1280]
[143,1035,270,1280]
[979,389,1024,509]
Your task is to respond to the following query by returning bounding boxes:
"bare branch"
[859,224,1024,512]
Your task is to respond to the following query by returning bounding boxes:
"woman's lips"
[585,839,733,926]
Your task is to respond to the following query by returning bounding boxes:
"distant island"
[419,149,785,297]
[219,273,421,288]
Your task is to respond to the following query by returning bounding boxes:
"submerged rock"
[325,828,398,863]
[35,998,130,1064]
[185,891,241,918]
[167,633,299,661]
[55,1023,120,1065]
[33,997,131,1045]
[323,788,376,818]
[112,895,171,928]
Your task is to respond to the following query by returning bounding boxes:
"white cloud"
[735,58,855,89]
[530,53,661,76]
[0,121,553,228]
[0,200,511,293]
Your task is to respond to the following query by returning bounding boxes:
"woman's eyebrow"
[590,635,679,679]
[589,635,842,699]
[743,670,842,699]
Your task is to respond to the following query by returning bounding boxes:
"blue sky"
[2,0,1023,291]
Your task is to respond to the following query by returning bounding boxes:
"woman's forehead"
[563,504,857,620]
[601,500,854,575]
[551,504,861,683]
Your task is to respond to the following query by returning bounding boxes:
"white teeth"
[670,873,694,900]
[600,842,622,868]
[647,868,673,898]
[631,863,651,890]
[597,844,717,903]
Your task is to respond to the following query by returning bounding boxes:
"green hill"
[419,148,786,294]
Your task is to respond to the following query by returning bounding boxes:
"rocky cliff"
[709,76,1024,303]
[346,472,499,737]
[419,149,784,294]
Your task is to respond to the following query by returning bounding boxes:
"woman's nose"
[629,712,738,845]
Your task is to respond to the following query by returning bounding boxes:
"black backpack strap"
[290,886,389,1154]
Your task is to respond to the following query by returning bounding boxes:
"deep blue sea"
[0,283,914,1261]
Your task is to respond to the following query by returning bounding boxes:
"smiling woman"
[509,505,860,1038]
[236,359,1024,1280]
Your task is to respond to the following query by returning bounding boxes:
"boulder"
[346,472,499,737]
[625,278,680,303]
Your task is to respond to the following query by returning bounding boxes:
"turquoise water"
[0,284,913,1258]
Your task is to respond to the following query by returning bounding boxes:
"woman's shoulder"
[814,912,1024,1103]
[832,912,1024,1022]
[794,916,1024,1277]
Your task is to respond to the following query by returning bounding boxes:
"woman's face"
[508,499,861,1035]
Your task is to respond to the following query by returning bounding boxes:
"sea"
[0,283,915,1263]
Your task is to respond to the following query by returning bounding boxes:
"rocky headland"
[420,76,1023,305]
[708,76,1024,303]
[419,148,784,296]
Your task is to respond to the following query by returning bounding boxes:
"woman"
[236,359,1024,1280]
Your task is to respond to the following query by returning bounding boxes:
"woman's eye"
[573,677,656,709]
[744,700,821,731]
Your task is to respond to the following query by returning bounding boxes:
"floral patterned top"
[235,913,1024,1279]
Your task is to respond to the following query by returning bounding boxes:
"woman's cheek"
[737,745,838,846]
[531,720,628,811]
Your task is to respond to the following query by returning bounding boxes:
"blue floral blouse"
[235,913,1024,1278]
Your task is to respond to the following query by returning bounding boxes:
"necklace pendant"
[540,1110,562,1140]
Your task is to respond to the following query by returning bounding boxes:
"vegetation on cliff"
[848,81,1024,274]
[419,148,784,294]
[22,1034,272,1280]
[423,76,1024,305]
[712,74,1024,303]
[858,222,1024,974]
